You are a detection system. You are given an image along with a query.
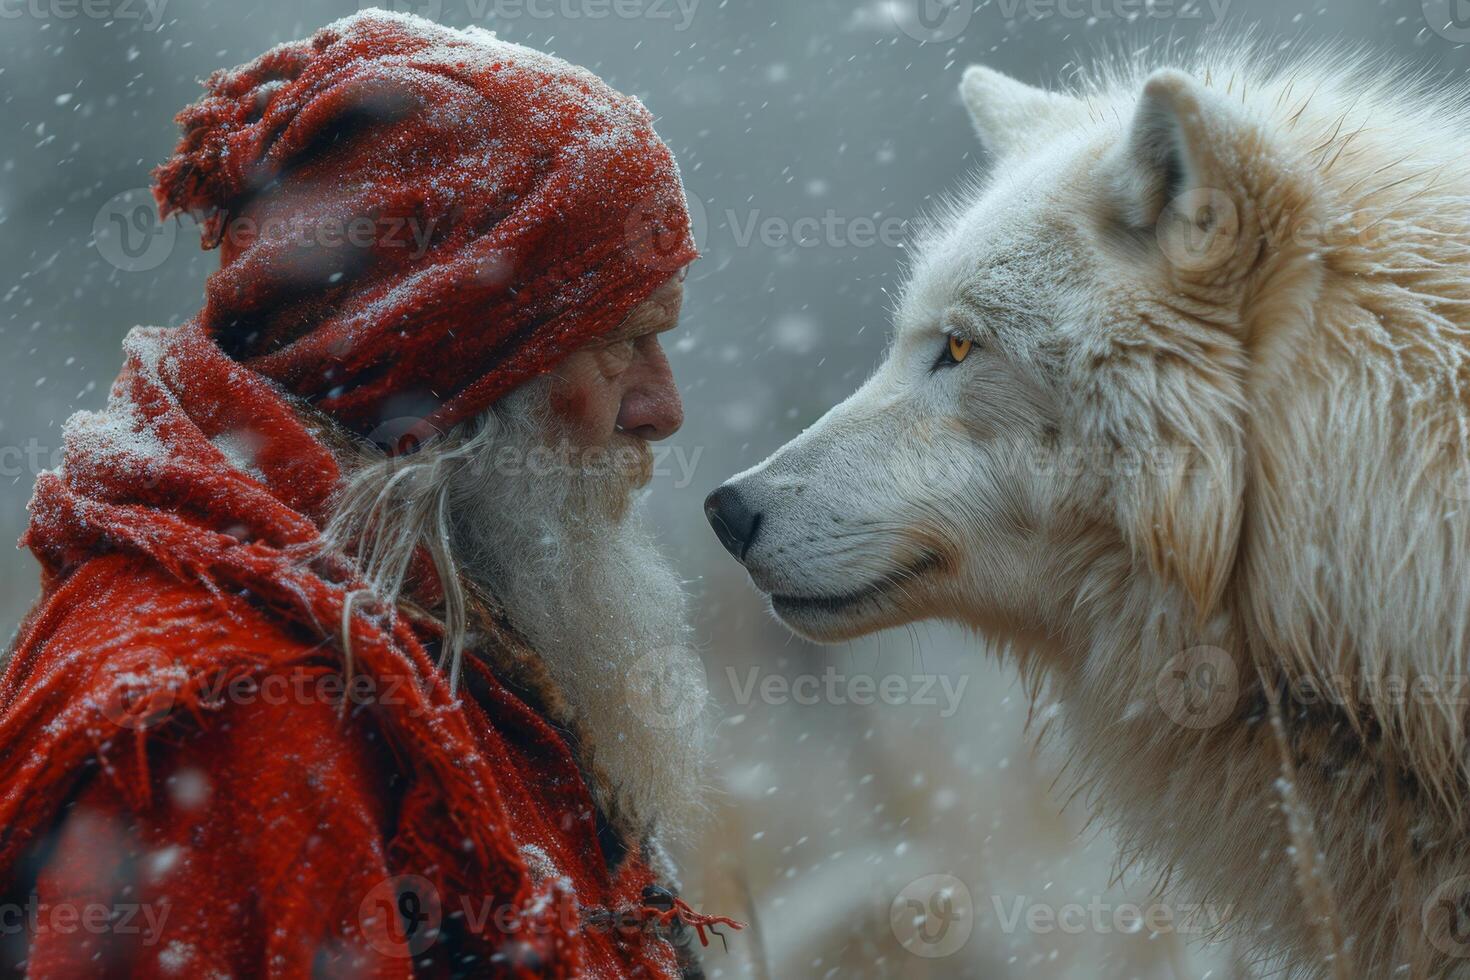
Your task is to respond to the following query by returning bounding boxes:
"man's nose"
[704,483,762,561]
[616,339,683,440]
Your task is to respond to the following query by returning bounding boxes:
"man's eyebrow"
[603,297,680,343]
[601,317,679,346]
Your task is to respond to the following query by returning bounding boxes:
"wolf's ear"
[1111,68,1275,287]
[1114,69,1238,227]
[960,65,1081,158]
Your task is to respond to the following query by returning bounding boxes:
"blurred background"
[1,0,1466,976]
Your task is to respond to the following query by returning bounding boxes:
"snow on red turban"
[151,10,697,440]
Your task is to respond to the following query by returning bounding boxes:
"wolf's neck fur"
[992,55,1470,978]
[1024,521,1461,977]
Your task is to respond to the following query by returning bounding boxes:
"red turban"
[152,10,697,438]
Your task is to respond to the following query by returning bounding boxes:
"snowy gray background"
[2,0,1466,977]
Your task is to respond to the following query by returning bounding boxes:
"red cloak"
[0,322,735,978]
[1,12,733,976]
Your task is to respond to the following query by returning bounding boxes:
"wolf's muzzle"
[704,483,762,561]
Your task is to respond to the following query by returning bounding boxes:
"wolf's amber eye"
[931,332,977,372]
[934,334,974,370]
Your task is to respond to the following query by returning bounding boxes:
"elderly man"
[0,11,732,978]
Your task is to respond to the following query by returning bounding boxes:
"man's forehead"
[601,275,685,344]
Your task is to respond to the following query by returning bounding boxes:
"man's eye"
[594,339,637,376]
[934,333,974,369]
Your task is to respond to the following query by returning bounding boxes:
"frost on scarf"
[0,322,701,976]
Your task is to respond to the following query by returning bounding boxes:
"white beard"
[446,382,711,846]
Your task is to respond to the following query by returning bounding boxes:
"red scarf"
[0,323,735,977]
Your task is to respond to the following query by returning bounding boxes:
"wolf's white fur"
[723,46,1470,976]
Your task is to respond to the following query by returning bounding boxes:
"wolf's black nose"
[704,484,762,561]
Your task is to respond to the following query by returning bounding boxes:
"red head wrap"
[152,10,697,439]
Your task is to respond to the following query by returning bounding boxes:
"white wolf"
[705,47,1470,977]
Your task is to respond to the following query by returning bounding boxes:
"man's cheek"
[549,381,590,422]
[549,378,621,442]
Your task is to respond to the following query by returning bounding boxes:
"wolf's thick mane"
[1067,40,1470,791]
[931,43,1470,976]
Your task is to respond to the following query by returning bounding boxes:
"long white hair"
[320,398,507,693]
[320,379,709,840]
